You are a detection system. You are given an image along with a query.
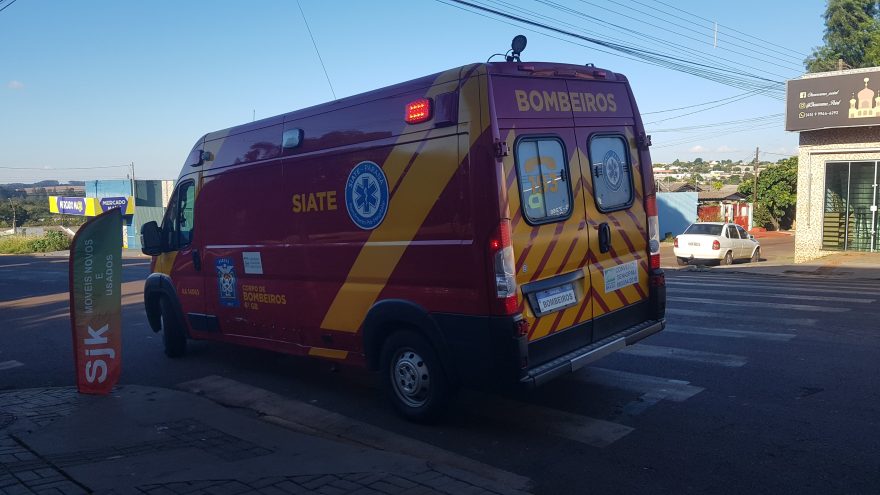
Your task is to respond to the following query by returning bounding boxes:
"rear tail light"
[712,240,721,250]
[646,195,661,270]
[405,98,432,124]
[491,219,518,315]
[673,237,678,248]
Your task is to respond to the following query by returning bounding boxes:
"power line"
[444,0,786,96]
[649,0,810,59]
[532,0,796,82]
[649,113,783,133]
[573,0,804,73]
[296,0,336,100]
[0,164,130,170]
[0,0,18,14]
[641,87,772,115]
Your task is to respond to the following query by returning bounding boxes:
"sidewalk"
[669,250,880,280]
[0,384,532,495]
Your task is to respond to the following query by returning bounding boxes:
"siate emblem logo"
[344,161,389,230]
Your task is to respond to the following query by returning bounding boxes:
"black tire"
[750,247,760,263]
[676,257,688,266]
[721,251,734,266]
[380,331,453,422]
[160,297,187,358]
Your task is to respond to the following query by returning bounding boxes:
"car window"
[588,135,634,212]
[515,137,572,224]
[726,225,739,239]
[684,224,723,236]
[737,226,749,239]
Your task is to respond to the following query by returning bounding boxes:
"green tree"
[806,0,880,72]
[738,157,798,230]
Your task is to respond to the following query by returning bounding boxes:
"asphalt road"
[1,249,879,494]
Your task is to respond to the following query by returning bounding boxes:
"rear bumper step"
[520,319,665,388]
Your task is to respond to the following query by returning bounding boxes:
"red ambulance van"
[141,56,666,420]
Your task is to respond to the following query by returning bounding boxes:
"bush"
[28,231,71,252]
[0,231,71,254]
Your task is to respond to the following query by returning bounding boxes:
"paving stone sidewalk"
[0,387,530,495]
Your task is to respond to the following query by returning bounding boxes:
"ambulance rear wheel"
[160,297,187,358]
[380,331,452,422]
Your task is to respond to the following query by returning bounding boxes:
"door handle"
[192,249,201,271]
[598,223,611,254]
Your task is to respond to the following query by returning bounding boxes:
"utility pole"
[752,146,760,211]
[8,198,16,235]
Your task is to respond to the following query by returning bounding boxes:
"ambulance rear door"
[569,78,651,342]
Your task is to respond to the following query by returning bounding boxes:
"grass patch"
[0,231,71,254]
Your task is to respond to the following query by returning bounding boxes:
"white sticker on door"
[604,260,638,293]
[242,251,264,275]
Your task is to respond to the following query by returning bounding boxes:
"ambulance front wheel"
[380,330,453,422]
[160,297,187,358]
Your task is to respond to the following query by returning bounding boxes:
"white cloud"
[689,145,705,153]
[7,80,24,90]
[716,145,736,152]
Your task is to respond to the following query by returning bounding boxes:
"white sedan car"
[673,222,761,266]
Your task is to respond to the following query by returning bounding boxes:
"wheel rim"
[725,253,732,264]
[391,348,430,408]
[753,249,760,261]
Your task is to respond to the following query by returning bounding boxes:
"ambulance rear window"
[515,137,571,224]
[588,135,634,212]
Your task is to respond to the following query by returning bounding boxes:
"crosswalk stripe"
[617,344,748,367]
[0,360,24,371]
[571,367,705,402]
[665,324,796,341]
[669,274,880,290]
[667,279,880,297]
[467,396,634,448]
[669,287,875,303]
[666,308,817,326]
[668,296,849,312]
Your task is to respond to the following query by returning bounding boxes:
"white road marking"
[668,296,849,312]
[670,274,880,290]
[665,324,796,342]
[0,360,24,371]
[666,308,817,326]
[0,263,34,269]
[667,279,880,297]
[467,396,634,448]
[571,367,705,402]
[669,287,874,304]
[618,343,748,367]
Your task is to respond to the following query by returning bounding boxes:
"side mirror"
[141,221,164,256]
[749,234,756,240]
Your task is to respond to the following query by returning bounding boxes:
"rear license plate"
[536,284,577,314]
[688,242,700,246]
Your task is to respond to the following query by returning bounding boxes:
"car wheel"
[751,247,760,263]
[380,330,453,422]
[721,251,734,266]
[676,257,688,266]
[160,297,187,358]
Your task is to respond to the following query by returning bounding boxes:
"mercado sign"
[69,209,123,394]
[786,68,880,131]
[49,196,134,216]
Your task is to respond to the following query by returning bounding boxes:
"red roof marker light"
[405,98,432,124]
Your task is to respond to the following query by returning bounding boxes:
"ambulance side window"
[588,135,634,212]
[160,181,195,249]
[514,137,572,224]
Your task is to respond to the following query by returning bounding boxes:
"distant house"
[697,185,751,228]
[656,181,698,193]
[697,185,745,202]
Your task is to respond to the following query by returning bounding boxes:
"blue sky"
[0,0,825,183]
